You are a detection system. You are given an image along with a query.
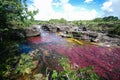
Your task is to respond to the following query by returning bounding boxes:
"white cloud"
[101,0,120,18]
[28,0,54,20]
[52,2,61,7]
[84,0,93,3]
[101,1,113,12]
[65,9,97,20]
[28,0,98,20]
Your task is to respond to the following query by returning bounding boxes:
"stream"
[19,25,120,80]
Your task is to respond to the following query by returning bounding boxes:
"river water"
[19,25,120,80]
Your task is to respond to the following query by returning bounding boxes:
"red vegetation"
[27,33,120,80]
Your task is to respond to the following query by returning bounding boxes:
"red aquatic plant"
[27,34,120,80]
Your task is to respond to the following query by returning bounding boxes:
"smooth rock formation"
[41,24,73,32]
[25,25,40,37]
[41,23,120,47]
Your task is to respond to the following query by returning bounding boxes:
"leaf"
[52,70,58,78]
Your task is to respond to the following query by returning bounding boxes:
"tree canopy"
[103,16,118,21]
[93,16,119,22]
[49,18,67,24]
[0,0,38,29]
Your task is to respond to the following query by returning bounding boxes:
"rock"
[33,60,39,68]
[58,32,71,38]
[82,26,87,31]
[41,23,120,47]
[29,49,39,57]
[25,25,40,37]
[94,38,99,42]
[41,24,73,32]
[25,68,32,74]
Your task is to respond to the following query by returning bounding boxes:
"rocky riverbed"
[41,24,120,47]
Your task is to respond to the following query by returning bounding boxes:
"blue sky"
[27,0,120,20]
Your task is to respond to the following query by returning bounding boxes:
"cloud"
[28,0,54,20]
[84,0,93,3]
[28,0,98,20]
[101,0,120,18]
[65,9,97,20]
[101,1,113,12]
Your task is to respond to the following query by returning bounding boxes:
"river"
[19,25,120,80]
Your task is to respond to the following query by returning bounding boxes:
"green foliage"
[52,57,99,80]
[93,18,102,22]
[73,20,83,26]
[15,54,34,75]
[39,21,49,25]
[49,18,67,24]
[103,16,118,21]
[59,18,67,23]
[109,24,120,35]
[94,16,118,22]
[0,1,38,79]
[0,41,19,79]
[0,0,38,30]
[79,66,99,80]
[93,16,118,22]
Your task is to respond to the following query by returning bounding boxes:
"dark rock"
[71,31,81,39]
[41,24,73,32]
[82,27,87,31]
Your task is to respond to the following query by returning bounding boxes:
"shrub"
[52,57,99,80]
[15,54,34,75]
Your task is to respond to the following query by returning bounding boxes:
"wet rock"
[94,33,120,47]
[25,25,40,37]
[41,23,120,47]
[58,32,71,38]
[71,31,81,39]
[41,24,73,32]
[82,26,87,31]
[29,49,39,58]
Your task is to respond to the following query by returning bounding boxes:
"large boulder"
[25,25,40,37]
[41,24,73,32]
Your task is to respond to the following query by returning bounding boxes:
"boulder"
[58,32,71,38]
[25,25,40,37]
[41,24,73,32]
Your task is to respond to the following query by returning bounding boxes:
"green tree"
[93,18,102,22]
[103,16,118,21]
[49,18,67,24]
[0,0,39,41]
[0,0,38,79]
[109,24,120,35]
[59,18,67,23]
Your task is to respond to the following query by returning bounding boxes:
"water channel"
[19,25,120,80]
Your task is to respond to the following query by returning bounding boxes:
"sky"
[27,0,120,21]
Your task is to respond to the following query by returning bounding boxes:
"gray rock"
[25,25,40,37]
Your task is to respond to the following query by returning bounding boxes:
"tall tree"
[0,0,38,41]
[0,0,38,79]
[0,0,38,28]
